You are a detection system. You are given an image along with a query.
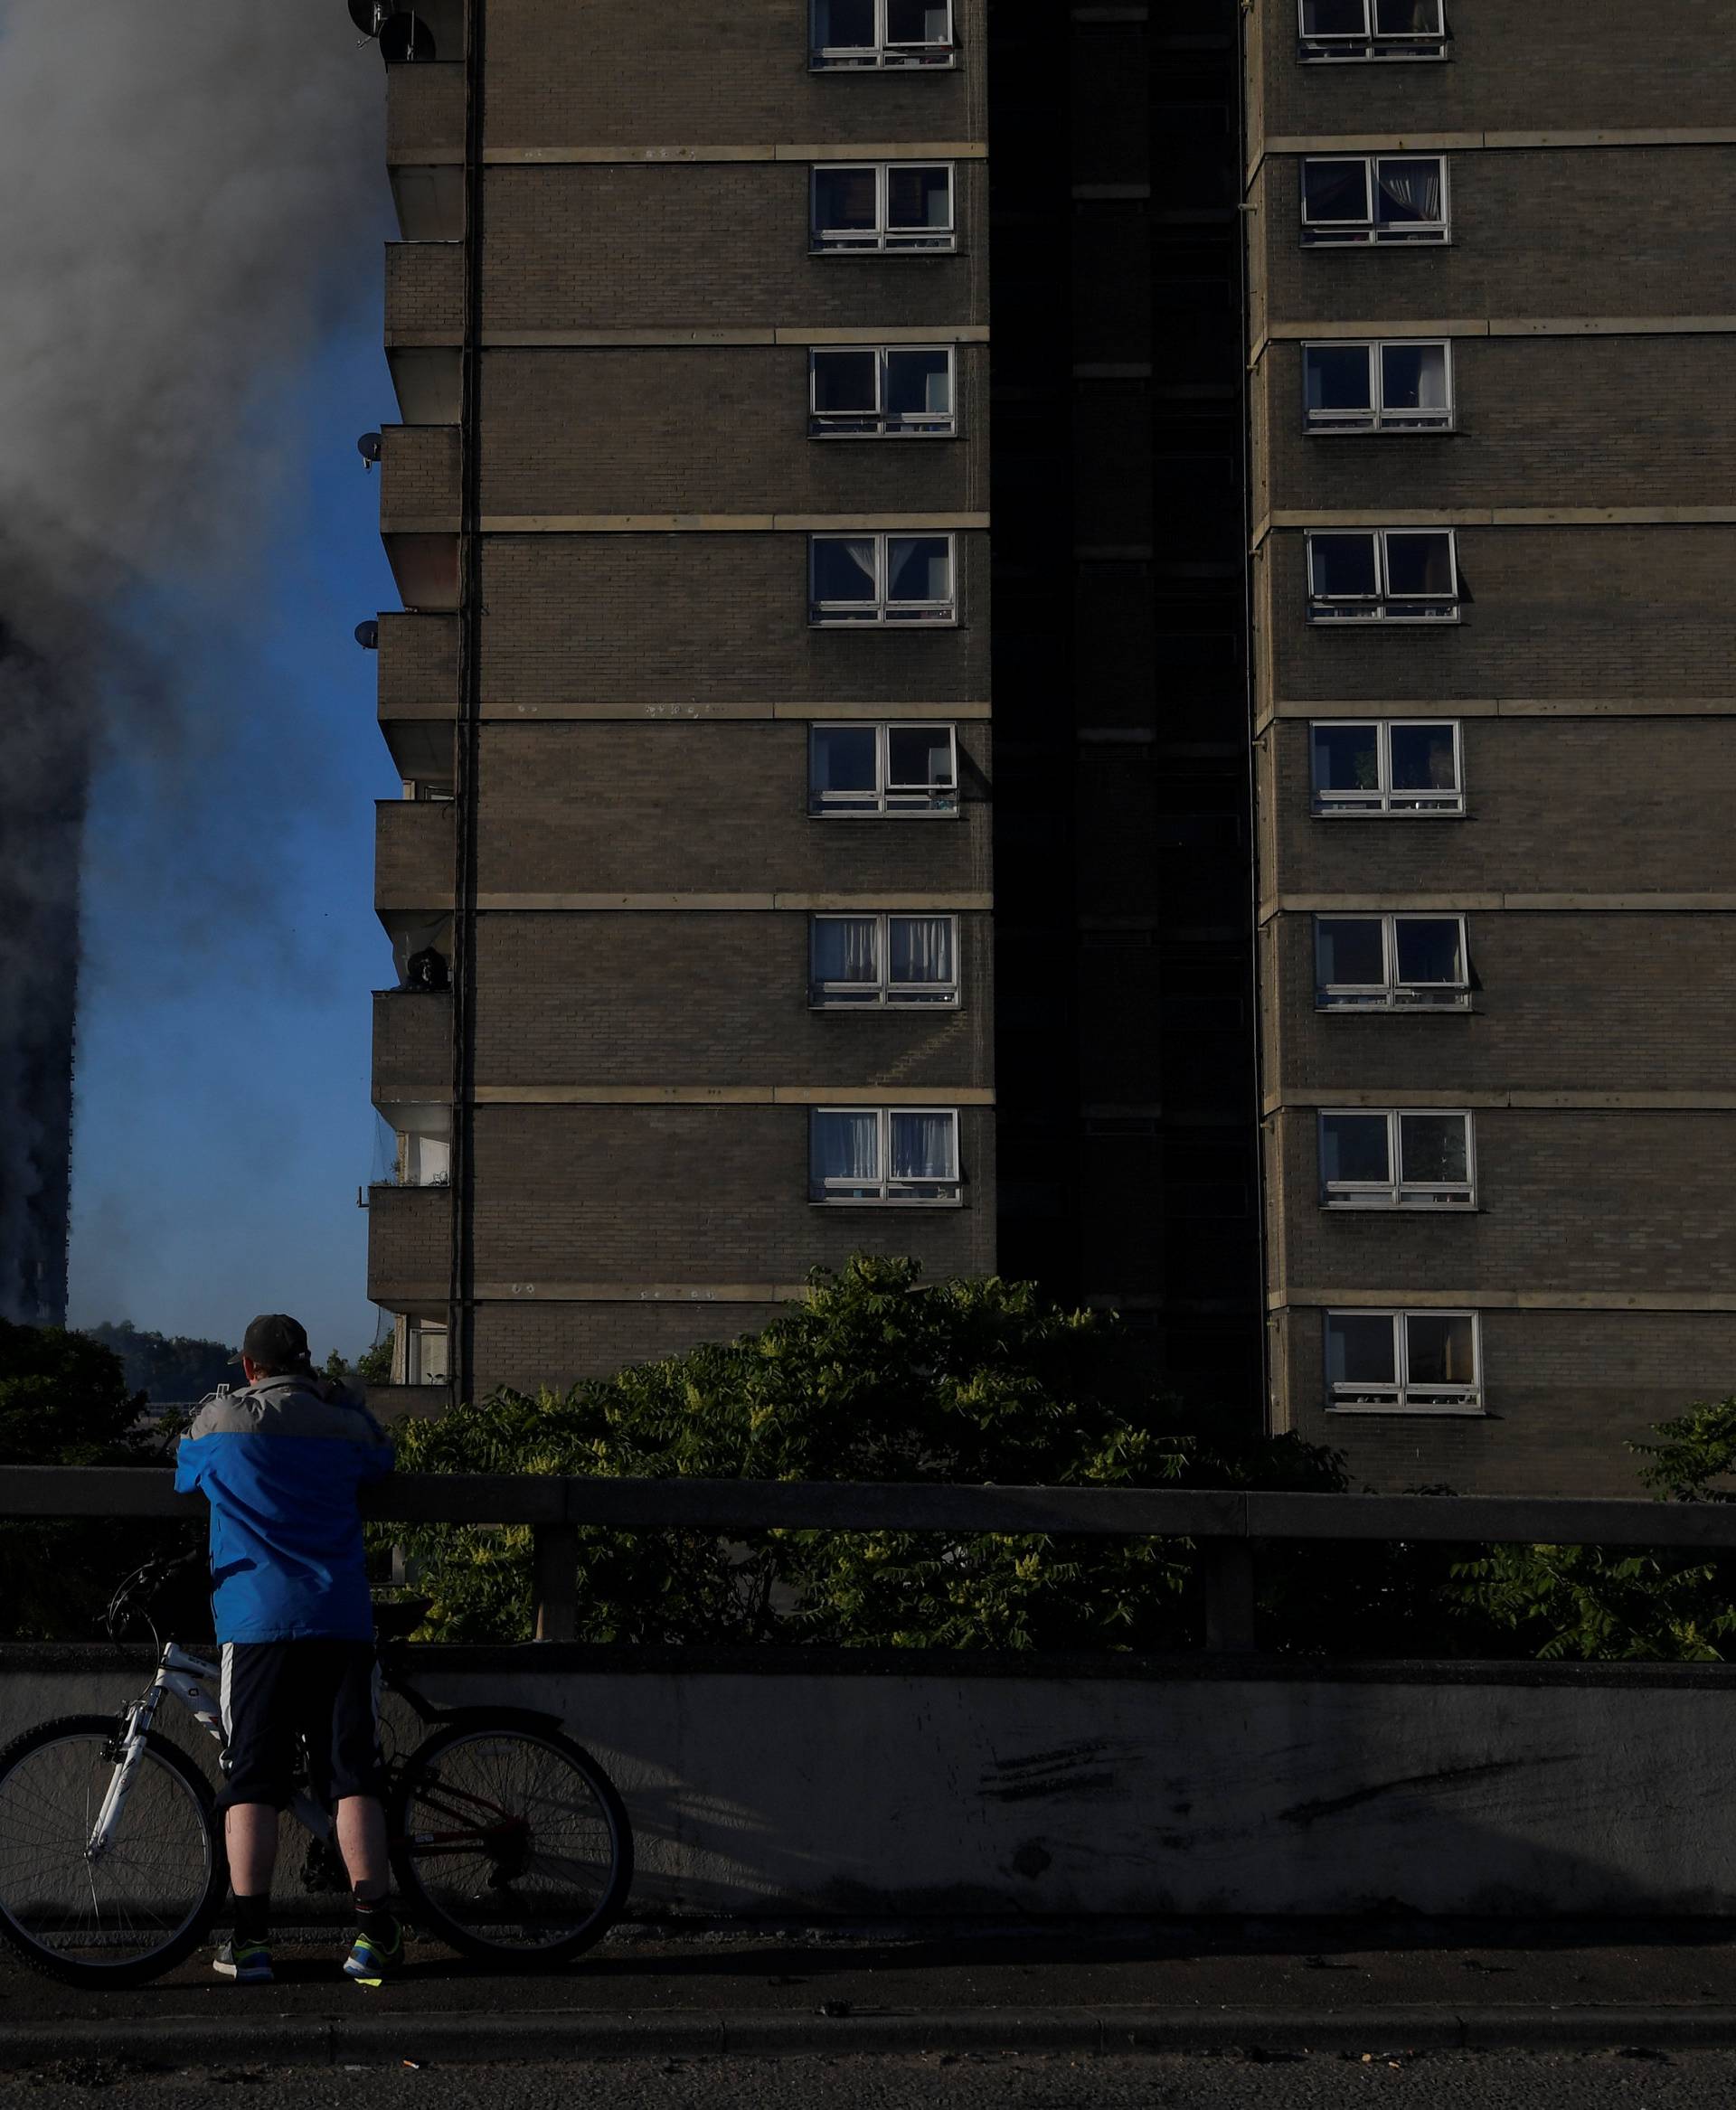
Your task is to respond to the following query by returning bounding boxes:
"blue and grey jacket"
[175,1374,394,1644]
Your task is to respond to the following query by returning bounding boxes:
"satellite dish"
[379,11,436,61]
[358,431,382,471]
[355,621,381,650]
[348,0,386,35]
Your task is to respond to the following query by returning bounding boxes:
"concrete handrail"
[6,1465,1732,1650]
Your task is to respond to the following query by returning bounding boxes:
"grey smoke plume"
[0,2,389,1320]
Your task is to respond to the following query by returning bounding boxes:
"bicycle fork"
[89,1649,226,1861]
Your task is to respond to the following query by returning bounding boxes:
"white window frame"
[1317,1108,1476,1209]
[810,1106,963,1205]
[1297,0,1448,62]
[1314,912,1470,1011]
[1302,339,1454,433]
[1306,528,1460,623]
[1326,1309,1484,1415]
[809,531,958,625]
[808,722,960,817]
[809,345,958,438]
[810,162,957,253]
[1310,720,1464,815]
[1300,154,1449,245]
[811,0,958,69]
[809,913,961,1006]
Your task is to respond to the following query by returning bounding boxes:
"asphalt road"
[1,2050,1731,2110]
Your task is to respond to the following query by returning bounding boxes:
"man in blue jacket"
[175,1314,400,1986]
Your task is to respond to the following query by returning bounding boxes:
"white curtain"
[1377,161,1442,222]
[814,918,880,984]
[891,1112,957,1181]
[890,916,953,986]
[813,1111,880,1186]
[812,535,878,603]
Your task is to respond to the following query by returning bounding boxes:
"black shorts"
[218,1641,386,1812]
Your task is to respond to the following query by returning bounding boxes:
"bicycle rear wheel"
[389,1719,632,1966]
[0,1715,225,1987]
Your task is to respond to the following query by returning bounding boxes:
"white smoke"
[0,1,392,1319]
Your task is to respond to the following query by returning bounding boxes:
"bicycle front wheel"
[390,1719,633,1966]
[0,1715,225,1987]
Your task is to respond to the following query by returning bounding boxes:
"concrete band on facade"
[1272,1291,1736,1316]
[1254,318,1736,355]
[1255,510,1736,542]
[468,513,992,532]
[1251,128,1736,173]
[1260,894,1736,918]
[473,1285,813,1305]
[460,143,992,166]
[1266,1090,1736,1114]
[472,893,995,912]
[1260,700,1736,727]
[471,1087,998,1107]
[476,327,991,347]
[478,702,995,721]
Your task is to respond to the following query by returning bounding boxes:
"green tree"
[392,1257,1441,1651]
[81,1322,236,1404]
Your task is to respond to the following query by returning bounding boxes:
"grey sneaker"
[212,1937,274,1984]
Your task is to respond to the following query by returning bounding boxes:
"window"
[811,914,960,1005]
[1326,1310,1482,1413]
[1297,0,1447,61]
[1311,721,1463,815]
[809,723,959,815]
[810,1107,962,1203]
[1303,340,1452,432]
[810,532,957,623]
[812,0,957,67]
[1319,1109,1475,1208]
[812,163,956,251]
[1307,529,1458,621]
[1314,914,1469,1009]
[1301,155,1448,244]
[810,346,957,437]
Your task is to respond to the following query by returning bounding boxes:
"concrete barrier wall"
[6,1646,1733,1919]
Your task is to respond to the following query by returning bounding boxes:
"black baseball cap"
[231,1314,313,1370]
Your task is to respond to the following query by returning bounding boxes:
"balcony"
[375,797,456,919]
[380,426,460,613]
[366,1382,450,1425]
[373,987,452,1108]
[385,242,464,350]
[386,60,463,164]
[377,612,458,781]
[366,1182,451,1313]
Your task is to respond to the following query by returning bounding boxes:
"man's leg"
[225,1804,280,1897]
[214,1645,293,1980]
[335,1794,389,1897]
[324,1647,403,1981]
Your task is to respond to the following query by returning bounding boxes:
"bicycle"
[0,1555,634,1987]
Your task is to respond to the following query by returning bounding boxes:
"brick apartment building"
[360,0,1735,1496]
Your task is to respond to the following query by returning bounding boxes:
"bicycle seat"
[372,1597,431,1641]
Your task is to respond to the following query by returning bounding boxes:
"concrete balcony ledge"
[365,1380,450,1424]
[366,1182,452,1311]
[373,987,452,1107]
[375,798,457,916]
[380,425,460,533]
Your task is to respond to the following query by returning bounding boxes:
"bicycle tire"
[389,1718,633,1966]
[0,1714,227,1988]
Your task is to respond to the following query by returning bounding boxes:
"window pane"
[1376,0,1441,30]
[887,165,950,230]
[891,1112,957,1180]
[886,0,950,41]
[812,351,878,413]
[890,916,954,985]
[1303,0,1369,29]
[887,726,954,787]
[1316,918,1384,987]
[886,349,952,417]
[812,536,878,601]
[814,166,878,231]
[1383,531,1455,597]
[811,726,877,793]
[1321,1113,1391,1186]
[1312,723,1381,794]
[1388,722,1458,792]
[1303,160,1372,222]
[813,1110,880,1185]
[1304,344,1373,412]
[1375,157,1443,224]
[1406,1314,1476,1386]
[815,0,877,44]
[1393,918,1463,985]
[813,918,880,984]
[1381,343,1448,412]
[1400,1115,1468,1186]
[887,535,952,604]
[1326,1313,1396,1387]
[1309,533,1379,598]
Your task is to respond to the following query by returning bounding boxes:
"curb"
[10,2004,1736,2068]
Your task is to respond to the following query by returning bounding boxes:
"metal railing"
[5,1465,1734,1652]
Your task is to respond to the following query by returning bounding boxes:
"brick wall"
[377,613,458,711]
[472,910,992,1090]
[380,425,460,527]
[385,241,465,346]
[472,1297,789,1391]
[385,60,464,161]
[374,798,457,913]
[366,1183,452,1309]
[373,990,453,1102]
[476,346,986,518]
